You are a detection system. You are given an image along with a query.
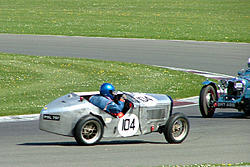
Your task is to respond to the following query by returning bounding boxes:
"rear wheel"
[74,116,104,145]
[199,85,216,118]
[164,113,189,144]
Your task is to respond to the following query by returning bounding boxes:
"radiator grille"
[147,109,165,119]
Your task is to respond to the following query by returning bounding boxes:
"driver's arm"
[106,100,125,113]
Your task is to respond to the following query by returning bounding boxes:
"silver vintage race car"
[39,91,189,145]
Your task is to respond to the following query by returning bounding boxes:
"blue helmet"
[100,83,115,99]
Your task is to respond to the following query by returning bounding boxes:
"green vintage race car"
[199,59,250,118]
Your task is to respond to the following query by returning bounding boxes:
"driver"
[247,58,250,72]
[240,58,250,75]
[89,83,125,118]
[248,58,250,68]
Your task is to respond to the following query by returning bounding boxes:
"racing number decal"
[136,95,153,103]
[118,114,139,137]
[134,94,157,106]
[122,118,135,131]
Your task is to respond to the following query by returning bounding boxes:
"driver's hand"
[113,94,120,104]
[120,97,125,103]
[122,94,127,99]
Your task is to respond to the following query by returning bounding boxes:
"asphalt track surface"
[0,34,250,76]
[0,34,250,167]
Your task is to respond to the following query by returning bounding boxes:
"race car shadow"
[188,112,247,119]
[213,112,246,118]
[99,140,166,145]
[18,140,166,147]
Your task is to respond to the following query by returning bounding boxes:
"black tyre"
[164,113,190,144]
[243,98,250,117]
[74,115,104,145]
[199,85,216,118]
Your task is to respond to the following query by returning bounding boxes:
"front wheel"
[199,85,217,118]
[74,116,104,145]
[164,113,190,144]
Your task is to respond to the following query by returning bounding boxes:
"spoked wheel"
[164,113,190,144]
[74,116,104,145]
[199,85,217,118]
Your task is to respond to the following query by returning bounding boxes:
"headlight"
[235,81,243,89]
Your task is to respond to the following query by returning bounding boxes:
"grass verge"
[0,0,249,42]
[0,52,206,116]
[158,162,250,167]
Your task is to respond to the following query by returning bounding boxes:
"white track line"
[0,114,39,123]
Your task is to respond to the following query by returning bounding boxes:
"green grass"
[0,53,206,116]
[0,0,249,42]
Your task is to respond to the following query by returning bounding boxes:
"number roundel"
[118,114,139,137]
